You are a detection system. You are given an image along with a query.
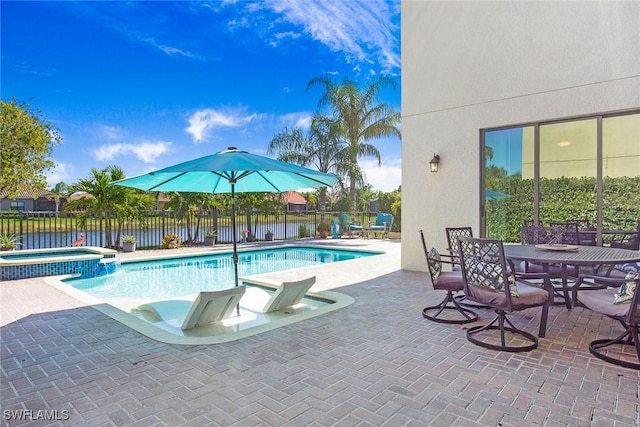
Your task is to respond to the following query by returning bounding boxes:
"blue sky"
[2,0,402,192]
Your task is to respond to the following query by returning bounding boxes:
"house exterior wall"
[0,198,35,211]
[401,1,640,271]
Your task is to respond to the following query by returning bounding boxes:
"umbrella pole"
[231,182,240,316]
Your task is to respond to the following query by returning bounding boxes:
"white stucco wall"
[401,1,640,271]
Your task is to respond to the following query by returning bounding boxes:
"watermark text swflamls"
[3,409,70,421]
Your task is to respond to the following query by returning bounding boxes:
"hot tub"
[0,246,118,280]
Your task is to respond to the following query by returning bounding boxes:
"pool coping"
[0,246,117,266]
[113,242,385,265]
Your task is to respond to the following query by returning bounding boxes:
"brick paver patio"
[1,239,639,426]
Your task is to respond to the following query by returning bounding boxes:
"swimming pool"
[64,246,379,298]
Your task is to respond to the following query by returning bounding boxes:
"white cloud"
[279,112,312,130]
[93,140,172,163]
[46,162,72,187]
[265,0,400,73]
[101,125,124,141]
[360,157,401,192]
[185,107,258,143]
[130,141,172,163]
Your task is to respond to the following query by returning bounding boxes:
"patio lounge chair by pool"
[368,213,393,239]
[137,286,246,330]
[338,213,362,238]
[262,276,316,312]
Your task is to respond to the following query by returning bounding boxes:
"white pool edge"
[44,274,354,345]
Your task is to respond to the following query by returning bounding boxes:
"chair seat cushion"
[466,281,548,310]
[578,288,631,318]
[433,271,464,291]
[594,268,627,279]
[370,225,386,231]
[350,225,363,231]
[519,261,576,277]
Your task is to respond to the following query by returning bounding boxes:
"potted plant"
[122,235,137,252]
[265,230,274,241]
[317,222,331,239]
[0,232,21,251]
[204,229,217,246]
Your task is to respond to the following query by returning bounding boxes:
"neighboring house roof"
[0,188,57,200]
[157,192,171,203]
[68,192,92,201]
[281,191,307,205]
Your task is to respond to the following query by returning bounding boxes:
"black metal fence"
[0,210,377,250]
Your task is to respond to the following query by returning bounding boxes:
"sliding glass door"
[602,113,640,233]
[539,119,597,226]
[482,110,640,243]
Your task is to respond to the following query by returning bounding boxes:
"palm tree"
[66,166,152,248]
[49,181,68,218]
[267,114,346,216]
[307,75,401,215]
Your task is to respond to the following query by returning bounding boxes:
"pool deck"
[2,237,639,426]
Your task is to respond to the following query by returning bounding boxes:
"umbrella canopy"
[112,147,339,296]
[114,147,337,194]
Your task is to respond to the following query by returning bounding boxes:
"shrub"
[317,222,331,232]
[0,232,21,250]
[162,233,182,249]
[122,235,137,244]
[298,225,310,238]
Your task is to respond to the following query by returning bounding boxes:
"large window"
[482,111,640,242]
[483,126,532,242]
[10,201,25,211]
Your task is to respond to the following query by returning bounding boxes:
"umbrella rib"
[146,172,189,191]
[253,171,285,192]
[290,172,336,187]
[212,170,256,183]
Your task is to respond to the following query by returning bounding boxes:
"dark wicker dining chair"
[419,230,478,324]
[457,236,554,352]
[572,273,640,370]
[609,221,640,251]
[445,226,473,268]
[520,225,575,309]
[549,221,581,245]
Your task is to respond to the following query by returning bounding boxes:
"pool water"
[65,246,377,298]
[0,249,98,260]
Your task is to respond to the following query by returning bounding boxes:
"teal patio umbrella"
[113,147,338,291]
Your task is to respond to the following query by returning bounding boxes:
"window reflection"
[603,113,640,232]
[482,111,640,243]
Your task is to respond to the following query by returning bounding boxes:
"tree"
[0,98,61,198]
[66,166,153,248]
[165,192,220,243]
[49,182,68,217]
[267,114,346,217]
[306,76,401,215]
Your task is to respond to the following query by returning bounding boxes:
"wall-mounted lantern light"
[429,153,440,173]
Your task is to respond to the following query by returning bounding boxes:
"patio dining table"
[504,244,640,307]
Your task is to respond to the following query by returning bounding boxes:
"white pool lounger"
[261,276,316,312]
[137,286,246,330]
